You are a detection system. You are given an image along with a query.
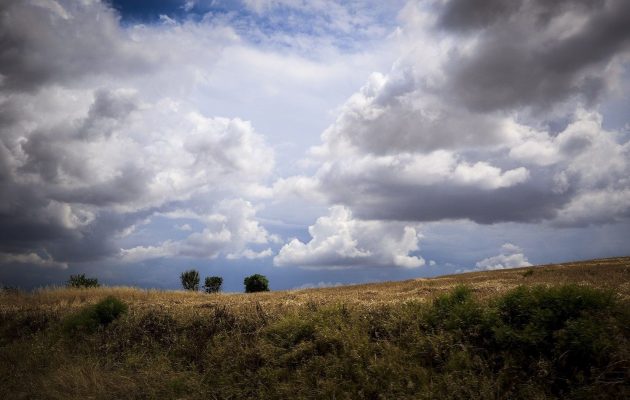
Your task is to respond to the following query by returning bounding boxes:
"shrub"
[521,269,534,277]
[244,274,269,293]
[491,285,621,395]
[180,269,200,291]
[428,285,484,329]
[203,276,223,293]
[63,296,127,334]
[66,274,100,288]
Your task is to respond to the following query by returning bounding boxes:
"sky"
[0,0,629,292]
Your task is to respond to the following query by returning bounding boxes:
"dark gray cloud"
[0,0,153,92]
[319,165,569,224]
[439,0,605,32]
[440,0,630,112]
[439,0,523,32]
[302,0,630,230]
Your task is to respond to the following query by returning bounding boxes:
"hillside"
[1,257,629,399]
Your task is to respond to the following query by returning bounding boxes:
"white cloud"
[121,199,275,262]
[475,243,532,271]
[292,281,344,290]
[274,206,424,268]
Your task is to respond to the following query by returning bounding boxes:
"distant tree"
[244,274,269,293]
[203,276,223,293]
[1,284,20,295]
[180,269,200,291]
[67,274,100,288]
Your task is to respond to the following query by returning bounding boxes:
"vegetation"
[63,296,128,334]
[66,274,100,288]
[0,257,628,399]
[180,269,200,291]
[203,276,223,293]
[522,268,535,277]
[244,273,269,293]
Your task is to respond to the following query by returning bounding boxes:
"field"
[1,257,629,399]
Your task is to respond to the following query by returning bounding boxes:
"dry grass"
[3,256,628,313]
[1,256,628,400]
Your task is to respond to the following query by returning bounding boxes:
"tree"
[203,276,223,293]
[180,269,200,291]
[67,274,100,288]
[244,274,269,293]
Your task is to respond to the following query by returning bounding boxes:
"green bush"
[180,269,200,291]
[63,296,127,334]
[203,276,223,293]
[66,274,100,288]
[427,285,486,332]
[490,285,621,395]
[244,274,269,293]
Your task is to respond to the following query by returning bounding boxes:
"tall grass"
[1,257,628,399]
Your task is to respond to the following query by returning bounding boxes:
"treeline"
[66,271,270,293]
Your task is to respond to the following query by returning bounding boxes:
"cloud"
[274,206,425,268]
[0,252,68,269]
[0,0,155,91]
[292,281,344,290]
[121,199,275,262]
[240,0,399,43]
[293,0,630,227]
[439,0,630,112]
[1,0,629,284]
[475,243,532,271]
[0,1,275,269]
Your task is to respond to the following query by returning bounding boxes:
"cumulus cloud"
[439,0,630,112]
[475,243,532,271]
[274,206,425,268]
[0,0,275,269]
[0,0,154,91]
[294,0,630,227]
[1,0,629,283]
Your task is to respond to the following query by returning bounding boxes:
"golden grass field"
[3,256,628,312]
[1,256,628,400]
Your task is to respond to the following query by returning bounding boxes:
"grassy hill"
[1,257,629,399]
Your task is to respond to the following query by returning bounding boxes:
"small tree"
[67,274,100,288]
[203,276,223,293]
[244,274,269,293]
[180,269,200,291]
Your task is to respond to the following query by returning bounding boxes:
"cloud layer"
[296,0,630,228]
[1,0,629,281]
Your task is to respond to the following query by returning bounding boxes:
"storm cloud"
[441,0,630,112]
[295,0,630,229]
